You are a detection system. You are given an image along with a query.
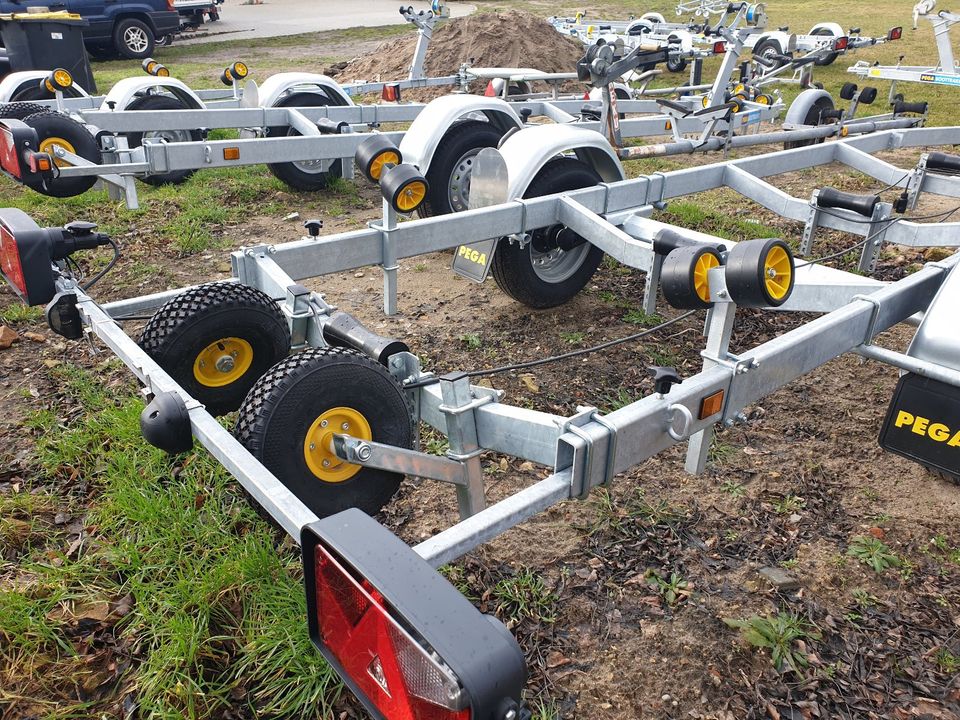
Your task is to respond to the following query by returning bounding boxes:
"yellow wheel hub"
[192,337,253,387]
[395,179,427,212]
[303,407,372,483]
[693,251,720,303]
[39,136,76,168]
[369,150,399,181]
[763,245,792,301]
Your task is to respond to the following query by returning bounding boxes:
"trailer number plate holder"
[452,148,509,283]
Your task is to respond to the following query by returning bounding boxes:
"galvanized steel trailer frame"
[848,7,960,102]
[56,124,960,567]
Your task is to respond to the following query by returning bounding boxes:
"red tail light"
[713,41,726,54]
[315,546,470,719]
[382,84,401,102]
[833,36,849,51]
[302,510,526,720]
[888,26,903,40]
[0,223,27,298]
[484,81,496,97]
[167,0,175,10]
[0,121,24,179]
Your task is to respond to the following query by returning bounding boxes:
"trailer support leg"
[380,199,399,315]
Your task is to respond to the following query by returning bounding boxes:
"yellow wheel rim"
[763,244,792,301]
[39,136,76,168]
[693,251,720,304]
[395,179,427,212]
[303,407,372,483]
[369,150,399,181]
[192,337,253,387]
[233,62,248,77]
[733,83,745,95]
[702,95,710,108]
[756,94,771,105]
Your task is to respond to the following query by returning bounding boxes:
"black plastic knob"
[520,108,532,123]
[303,219,323,237]
[648,365,681,396]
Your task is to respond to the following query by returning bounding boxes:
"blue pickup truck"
[0,0,180,59]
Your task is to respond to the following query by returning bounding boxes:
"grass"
[490,568,557,626]
[646,571,691,606]
[847,535,901,573]
[724,612,821,673]
[0,364,338,717]
[0,304,44,325]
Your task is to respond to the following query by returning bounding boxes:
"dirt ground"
[3,13,960,720]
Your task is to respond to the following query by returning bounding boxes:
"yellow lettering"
[929,423,951,442]
[895,410,914,428]
[458,245,467,257]
[950,430,960,448]
[912,416,929,435]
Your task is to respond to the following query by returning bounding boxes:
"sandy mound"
[334,10,586,99]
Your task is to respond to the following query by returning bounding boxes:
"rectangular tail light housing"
[0,208,58,306]
[888,26,903,41]
[833,35,849,51]
[302,509,527,720]
[713,41,727,54]
[0,120,51,184]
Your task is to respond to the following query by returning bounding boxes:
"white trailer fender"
[256,73,354,108]
[0,71,91,103]
[497,124,625,200]
[667,29,695,52]
[100,77,205,111]
[908,262,960,371]
[783,88,834,127]
[640,11,666,24]
[809,22,844,37]
[750,30,793,52]
[399,95,522,176]
[626,18,653,35]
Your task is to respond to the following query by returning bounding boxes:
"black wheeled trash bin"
[0,11,96,93]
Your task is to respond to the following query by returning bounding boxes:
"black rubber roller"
[858,86,878,105]
[927,152,960,173]
[839,82,858,100]
[724,238,795,308]
[894,100,928,115]
[660,245,722,309]
[354,134,402,183]
[817,187,879,216]
[653,228,725,256]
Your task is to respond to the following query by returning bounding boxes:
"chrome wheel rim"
[124,27,149,53]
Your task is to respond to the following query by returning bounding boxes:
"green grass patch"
[0,364,338,717]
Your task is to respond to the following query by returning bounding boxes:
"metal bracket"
[332,435,469,487]
[852,293,883,346]
[905,153,929,211]
[800,189,822,256]
[859,201,894,273]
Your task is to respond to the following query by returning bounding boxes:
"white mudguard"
[0,72,91,103]
[256,73,354,108]
[783,88,833,128]
[398,95,522,176]
[809,22,843,37]
[908,262,960,370]
[749,30,791,52]
[496,124,625,199]
[99,77,205,111]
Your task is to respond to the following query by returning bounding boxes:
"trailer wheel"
[783,96,834,149]
[123,94,203,186]
[0,102,51,121]
[490,158,604,308]
[10,84,83,102]
[21,112,101,198]
[811,27,840,66]
[265,92,343,191]
[724,238,794,308]
[418,120,505,216]
[753,39,790,68]
[235,347,414,519]
[139,282,290,416]
[661,245,721,309]
[114,18,155,60]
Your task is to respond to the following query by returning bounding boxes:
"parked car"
[0,0,180,59]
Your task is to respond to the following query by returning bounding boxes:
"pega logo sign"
[892,410,960,447]
[457,245,487,265]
